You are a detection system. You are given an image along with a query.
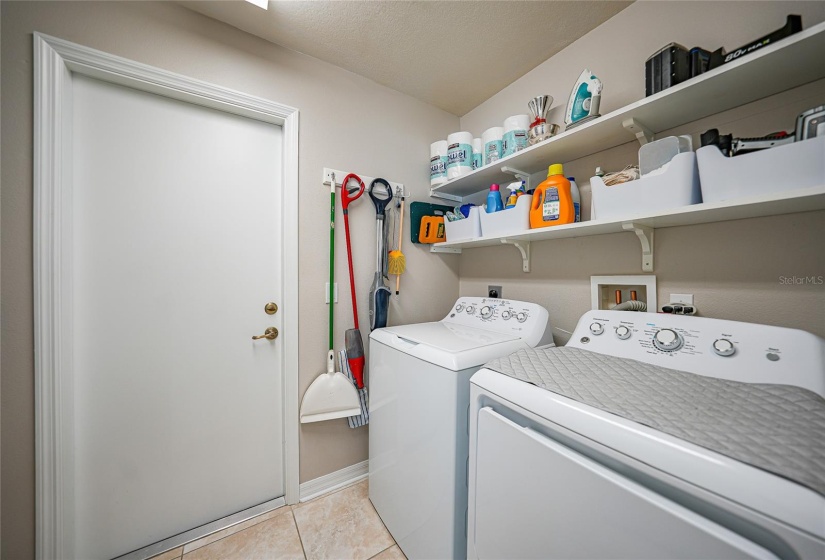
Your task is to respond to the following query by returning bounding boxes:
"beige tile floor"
[149,480,405,560]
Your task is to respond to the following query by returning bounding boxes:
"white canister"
[481,127,504,166]
[472,138,483,170]
[502,114,530,157]
[447,131,474,179]
[430,140,449,186]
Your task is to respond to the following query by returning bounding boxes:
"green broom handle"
[329,186,335,351]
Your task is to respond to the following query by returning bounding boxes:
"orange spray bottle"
[530,163,575,229]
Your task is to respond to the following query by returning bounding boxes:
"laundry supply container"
[590,151,701,221]
[444,205,482,242]
[696,135,825,203]
[479,194,532,238]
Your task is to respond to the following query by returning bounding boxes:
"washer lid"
[382,322,518,353]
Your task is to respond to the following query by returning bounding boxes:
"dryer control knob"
[465,305,475,314]
[653,329,684,352]
[481,306,493,319]
[615,326,632,340]
[516,312,528,323]
[713,338,735,357]
[455,304,465,312]
[502,311,512,320]
[589,322,604,335]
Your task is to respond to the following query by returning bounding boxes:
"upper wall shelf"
[430,21,825,202]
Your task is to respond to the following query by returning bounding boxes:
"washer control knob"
[589,322,604,335]
[712,339,735,357]
[455,304,465,312]
[615,326,632,340]
[481,306,493,319]
[516,312,528,323]
[465,305,475,315]
[502,310,512,320]
[653,329,684,352]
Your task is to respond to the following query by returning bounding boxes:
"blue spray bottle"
[486,183,504,213]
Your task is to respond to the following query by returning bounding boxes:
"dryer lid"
[381,322,518,353]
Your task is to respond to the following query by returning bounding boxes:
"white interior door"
[71,73,285,559]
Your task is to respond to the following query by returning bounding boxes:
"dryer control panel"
[444,297,554,348]
[567,310,825,397]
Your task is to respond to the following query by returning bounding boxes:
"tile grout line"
[366,543,394,560]
[290,506,310,560]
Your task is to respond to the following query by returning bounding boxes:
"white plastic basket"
[590,152,701,221]
[696,135,825,203]
[444,206,481,242]
[479,194,532,238]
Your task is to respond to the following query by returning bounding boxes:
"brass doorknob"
[252,327,279,341]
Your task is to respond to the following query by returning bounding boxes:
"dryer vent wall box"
[591,275,657,312]
[368,297,553,560]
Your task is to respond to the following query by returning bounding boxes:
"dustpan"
[300,173,361,423]
[300,351,361,423]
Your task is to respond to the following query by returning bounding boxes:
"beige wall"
[0,2,459,557]
[458,1,825,343]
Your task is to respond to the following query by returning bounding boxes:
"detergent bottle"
[568,177,581,222]
[530,164,574,228]
[486,183,504,213]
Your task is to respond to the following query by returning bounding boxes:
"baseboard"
[299,460,369,502]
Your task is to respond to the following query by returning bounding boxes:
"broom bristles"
[387,250,406,275]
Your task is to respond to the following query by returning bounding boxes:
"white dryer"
[468,310,825,560]
[369,297,553,560]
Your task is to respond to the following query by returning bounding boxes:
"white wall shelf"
[429,21,825,202]
[431,186,825,272]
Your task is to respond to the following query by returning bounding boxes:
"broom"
[387,189,406,296]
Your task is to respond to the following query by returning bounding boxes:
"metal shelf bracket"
[500,166,532,191]
[430,244,462,254]
[622,222,654,272]
[501,239,531,272]
[622,118,654,145]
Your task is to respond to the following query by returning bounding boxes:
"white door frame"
[33,33,300,560]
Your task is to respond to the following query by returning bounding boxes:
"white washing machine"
[468,310,825,559]
[369,297,553,560]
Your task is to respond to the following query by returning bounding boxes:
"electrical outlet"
[325,283,338,304]
[488,285,502,298]
[670,293,694,305]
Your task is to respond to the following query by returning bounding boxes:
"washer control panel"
[566,310,825,397]
[445,297,553,348]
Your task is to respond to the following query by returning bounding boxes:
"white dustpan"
[300,350,361,423]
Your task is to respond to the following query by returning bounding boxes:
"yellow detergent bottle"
[530,163,575,228]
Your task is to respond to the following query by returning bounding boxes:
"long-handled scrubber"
[387,187,406,297]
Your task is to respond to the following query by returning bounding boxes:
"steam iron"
[564,69,602,131]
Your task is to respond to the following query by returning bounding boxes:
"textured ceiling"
[180,1,632,116]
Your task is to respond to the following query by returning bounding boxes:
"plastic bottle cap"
[567,177,575,181]
[548,163,564,177]
[490,183,500,191]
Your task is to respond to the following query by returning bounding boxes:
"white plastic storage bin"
[444,205,481,242]
[479,195,532,238]
[591,152,701,221]
[696,135,825,203]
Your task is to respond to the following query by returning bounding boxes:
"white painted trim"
[33,33,301,559]
[299,460,370,503]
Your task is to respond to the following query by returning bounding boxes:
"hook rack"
[323,168,405,197]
